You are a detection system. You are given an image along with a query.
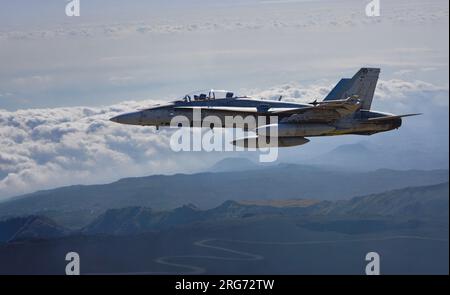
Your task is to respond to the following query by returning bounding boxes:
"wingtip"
[402,113,423,118]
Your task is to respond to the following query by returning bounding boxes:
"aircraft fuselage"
[110,68,418,148]
[110,98,401,137]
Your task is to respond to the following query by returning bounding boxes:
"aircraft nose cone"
[109,111,143,125]
[109,116,119,123]
[110,114,128,124]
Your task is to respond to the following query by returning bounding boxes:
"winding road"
[87,235,448,275]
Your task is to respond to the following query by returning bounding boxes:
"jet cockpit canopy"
[180,89,242,102]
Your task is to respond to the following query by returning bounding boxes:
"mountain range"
[0,181,447,275]
[0,163,447,228]
[299,142,449,171]
[0,215,69,243]
[0,182,447,242]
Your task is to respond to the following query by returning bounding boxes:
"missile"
[256,123,335,137]
[232,135,310,148]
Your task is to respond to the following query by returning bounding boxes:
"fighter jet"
[110,68,420,147]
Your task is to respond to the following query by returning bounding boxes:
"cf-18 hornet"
[110,68,420,147]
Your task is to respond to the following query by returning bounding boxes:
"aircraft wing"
[271,96,362,122]
[174,106,260,113]
[174,105,303,114]
[174,96,361,122]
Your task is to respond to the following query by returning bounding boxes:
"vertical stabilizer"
[324,68,380,110]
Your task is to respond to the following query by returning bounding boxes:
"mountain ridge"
[0,165,447,229]
[1,182,447,242]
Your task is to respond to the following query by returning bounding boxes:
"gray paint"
[110,68,419,147]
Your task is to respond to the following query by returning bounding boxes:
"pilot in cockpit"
[183,90,235,102]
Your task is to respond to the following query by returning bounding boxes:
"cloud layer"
[0,0,448,199]
[0,99,197,198]
[0,79,448,199]
[1,0,447,41]
[1,0,448,110]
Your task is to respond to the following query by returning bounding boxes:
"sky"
[0,0,448,199]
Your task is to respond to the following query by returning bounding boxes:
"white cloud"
[0,0,447,41]
[247,83,332,103]
[0,99,208,198]
[1,0,447,111]
[376,79,449,108]
[0,78,448,199]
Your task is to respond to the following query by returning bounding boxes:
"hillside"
[0,165,447,228]
[302,143,449,171]
[0,182,447,275]
[0,216,69,243]
[82,182,449,235]
[1,182,445,241]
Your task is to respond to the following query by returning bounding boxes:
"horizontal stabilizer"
[365,113,422,122]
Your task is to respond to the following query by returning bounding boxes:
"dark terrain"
[0,164,447,228]
[0,182,448,274]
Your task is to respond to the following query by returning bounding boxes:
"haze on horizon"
[0,0,448,199]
